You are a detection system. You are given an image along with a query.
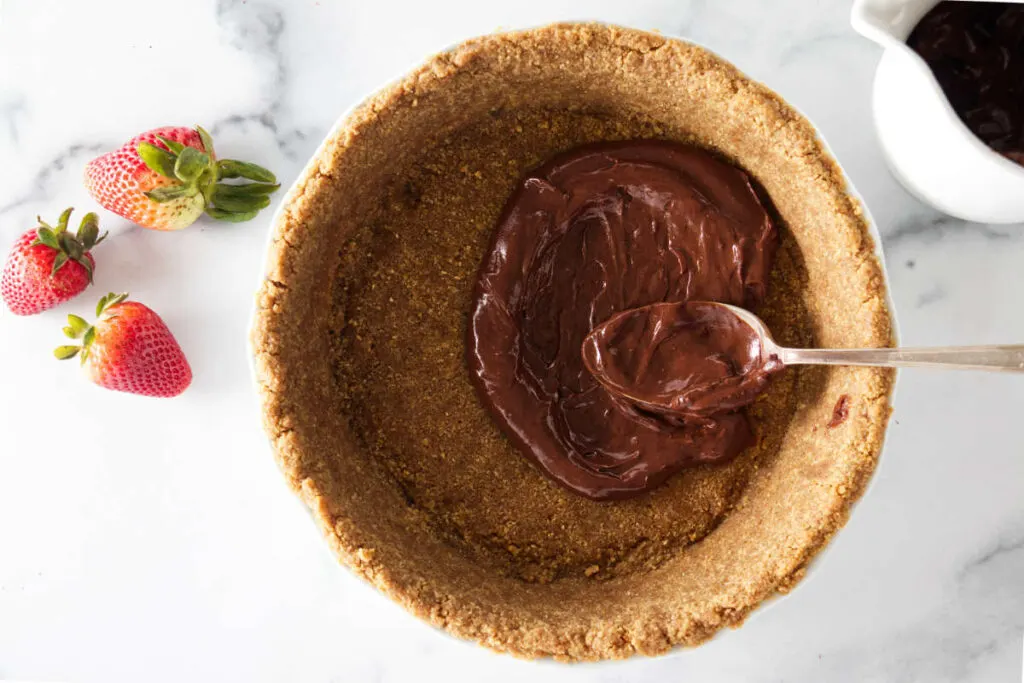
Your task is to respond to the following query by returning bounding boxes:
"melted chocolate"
[582,302,781,420]
[908,1,1024,164]
[467,140,778,501]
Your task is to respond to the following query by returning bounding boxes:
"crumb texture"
[251,23,894,661]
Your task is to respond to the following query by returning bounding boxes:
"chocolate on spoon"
[581,302,781,419]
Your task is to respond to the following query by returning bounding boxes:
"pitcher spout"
[851,0,934,48]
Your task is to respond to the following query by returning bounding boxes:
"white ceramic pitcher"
[851,0,1024,224]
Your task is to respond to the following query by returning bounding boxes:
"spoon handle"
[777,345,1024,372]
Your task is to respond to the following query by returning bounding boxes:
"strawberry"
[55,293,192,398]
[84,125,279,231]
[1,208,106,315]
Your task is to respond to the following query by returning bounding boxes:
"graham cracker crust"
[251,23,895,660]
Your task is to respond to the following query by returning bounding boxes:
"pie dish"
[251,23,895,660]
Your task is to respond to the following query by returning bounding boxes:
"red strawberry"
[1,208,106,315]
[55,293,192,398]
[84,125,279,231]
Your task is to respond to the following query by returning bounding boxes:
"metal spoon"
[583,300,1024,420]
[710,302,1024,372]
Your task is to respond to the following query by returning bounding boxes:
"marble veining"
[883,213,1019,251]
[212,0,317,160]
[0,1,1021,682]
[0,143,107,217]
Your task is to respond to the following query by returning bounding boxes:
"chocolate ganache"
[467,140,778,500]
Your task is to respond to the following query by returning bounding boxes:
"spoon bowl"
[581,301,781,418]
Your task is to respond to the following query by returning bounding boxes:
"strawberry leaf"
[96,292,129,317]
[54,345,80,361]
[82,327,95,348]
[55,207,74,234]
[210,193,271,214]
[51,252,69,275]
[96,293,113,317]
[57,231,75,253]
[174,146,209,182]
[138,142,178,179]
[34,227,60,250]
[66,315,89,338]
[156,135,186,154]
[145,185,197,203]
[214,182,280,198]
[64,238,84,261]
[217,160,276,183]
[198,169,217,205]
[76,257,94,284]
[206,207,261,222]
[195,125,215,156]
[77,212,100,248]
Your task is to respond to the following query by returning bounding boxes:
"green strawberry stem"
[139,125,280,224]
[30,208,106,281]
[54,345,80,360]
[54,293,129,363]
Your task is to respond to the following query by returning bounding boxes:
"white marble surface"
[0,1,1022,681]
